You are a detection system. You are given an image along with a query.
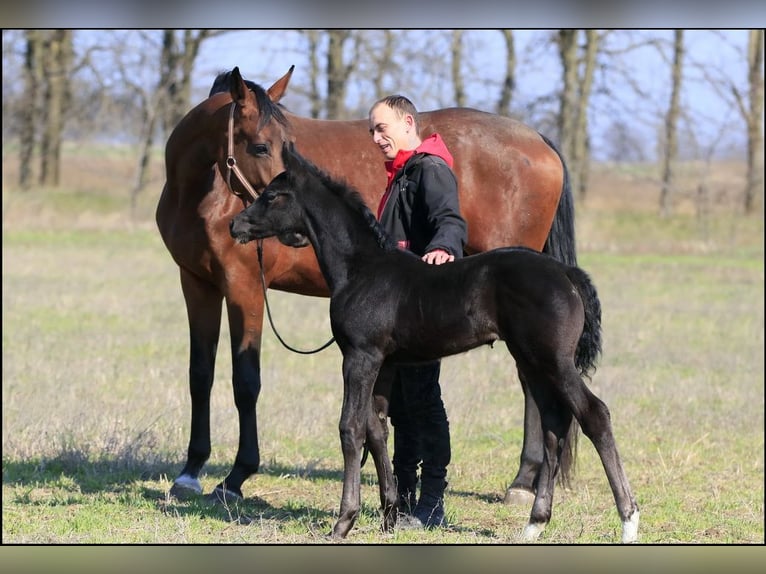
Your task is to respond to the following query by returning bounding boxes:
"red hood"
[384,133,454,186]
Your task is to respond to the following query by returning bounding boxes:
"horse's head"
[216,66,295,202]
[229,142,310,248]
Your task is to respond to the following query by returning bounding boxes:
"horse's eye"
[251,143,269,157]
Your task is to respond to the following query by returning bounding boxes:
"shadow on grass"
[4,452,511,534]
[2,452,345,526]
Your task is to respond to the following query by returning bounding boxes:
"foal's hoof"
[503,486,536,506]
[520,521,546,542]
[621,510,640,544]
[169,475,203,500]
[205,485,244,505]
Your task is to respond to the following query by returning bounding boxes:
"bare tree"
[738,30,764,213]
[573,30,599,200]
[451,30,466,107]
[304,30,322,119]
[496,30,515,116]
[19,30,44,189]
[159,30,215,133]
[326,30,356,119]
[39,30,73,187]
[659,30,684,217]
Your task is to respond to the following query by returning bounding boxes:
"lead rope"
[256,239,336,355]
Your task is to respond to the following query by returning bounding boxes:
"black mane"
[209,69,289,132]
[286,146,397,252]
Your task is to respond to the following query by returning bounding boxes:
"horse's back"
[291,107,564,256]
[423,109,564,253]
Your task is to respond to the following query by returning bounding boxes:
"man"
[368,95,467,528]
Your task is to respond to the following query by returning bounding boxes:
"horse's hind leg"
[505,372,542,505]
[559,368,640,543]
[171,268,223,499]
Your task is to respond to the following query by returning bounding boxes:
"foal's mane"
[209,69,289,132]
[288,146,397,252]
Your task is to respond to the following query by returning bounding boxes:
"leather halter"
[226,102,260,201]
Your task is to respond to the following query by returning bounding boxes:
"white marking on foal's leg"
[621,510,640,544]
[173,474,203,494]
[521,521,546,542]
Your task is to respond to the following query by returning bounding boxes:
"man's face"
[369,103,413,160]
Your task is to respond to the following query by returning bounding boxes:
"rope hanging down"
[256,240,336,355]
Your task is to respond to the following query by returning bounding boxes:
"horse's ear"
[229,66,250,105]
[267,65,294,103]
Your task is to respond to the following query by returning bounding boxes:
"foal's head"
[229,143,396,251]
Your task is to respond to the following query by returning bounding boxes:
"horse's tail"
[539,133,577,267]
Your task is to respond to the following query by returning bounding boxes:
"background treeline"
[1,29,763,215]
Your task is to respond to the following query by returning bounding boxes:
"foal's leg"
[505,371,542,505]
[518,375,572,542]
[368,363,397,531]
[171,268,223,498]
[560,369,639,543]
[332,352,381,539]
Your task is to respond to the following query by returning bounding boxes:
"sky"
[190,29,755,161]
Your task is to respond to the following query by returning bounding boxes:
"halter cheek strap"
[226,102,260,200]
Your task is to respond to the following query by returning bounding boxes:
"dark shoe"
[411,492,446,528]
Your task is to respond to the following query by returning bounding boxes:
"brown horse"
[156,66,577,503]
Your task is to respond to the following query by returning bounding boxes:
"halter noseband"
[226,102,260,201]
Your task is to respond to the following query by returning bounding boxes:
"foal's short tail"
[566,266,603,378]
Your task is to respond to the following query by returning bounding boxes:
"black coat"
[378,153,467,259]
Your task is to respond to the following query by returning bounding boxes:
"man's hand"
[422,249,454,265]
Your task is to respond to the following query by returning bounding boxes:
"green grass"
[2,171,764,544]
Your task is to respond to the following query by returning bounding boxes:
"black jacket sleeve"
[412,155,467,258]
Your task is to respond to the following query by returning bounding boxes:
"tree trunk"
[451,30,465,107]
[19,30,44,189]
[496,30,515,116]
[744,29,764,214]
[305,30,322,119]
[326,30,352,119]
[160,30,211,133]
[660,30,684,218]
[573,30,598,201]
[557,30,579,196]
[40,30,73,187]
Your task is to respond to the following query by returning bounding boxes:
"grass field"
[2,149,764,545]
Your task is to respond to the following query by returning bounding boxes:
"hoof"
[521,521,546,542]
[503,487,536,506]
[169,475,203,500]
[621,510,640,543]
[205,485,244,505]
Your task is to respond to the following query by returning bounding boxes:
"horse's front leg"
[208,294,265,503]
[332,351,382,539]
[368,361,396,531]
[171,268,223,499]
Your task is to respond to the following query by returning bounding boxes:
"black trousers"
[388,360,451,495]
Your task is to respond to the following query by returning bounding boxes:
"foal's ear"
[281,141,297,168]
